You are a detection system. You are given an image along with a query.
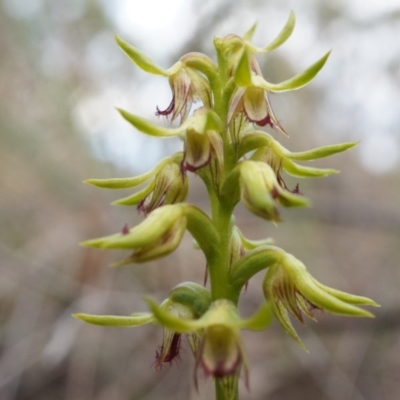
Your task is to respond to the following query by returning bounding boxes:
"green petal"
[287,142,359,161]
[283,159,339,178]
[234,49,252,87]
[272,300,307,350]
[111,218,186,264]
[73,312,154,327]
[146,298,200,333]
[315,280,379,308]
[169,282,212,318]
[115,35,168,76]
[180,52,218,83]
[85,176,151,189]
[255,11,296,52]
[236,226,274,250]
[243,23,257,41]
[118,108,184,137]
[277,188,310,208]
[112,181,155,206]
[80,204,185,249]
[255,51,331,92]
[284,258,375,318]
[230,245,283,290]
[238,303,273,331]
[302,281,375,318]
[238,132,274,158]
[84,157,172,189]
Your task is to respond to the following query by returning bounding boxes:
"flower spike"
[78,19,378,398]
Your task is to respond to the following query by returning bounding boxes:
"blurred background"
[1,0,399,399]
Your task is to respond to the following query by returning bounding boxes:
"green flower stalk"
[76,12,378,400]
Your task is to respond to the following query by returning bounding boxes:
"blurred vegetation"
[0,1,399,399]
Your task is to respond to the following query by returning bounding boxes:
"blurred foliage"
[0,1,399,400]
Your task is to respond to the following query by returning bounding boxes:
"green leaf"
[115,35,168,76]
[118,108,183,137]
[234,49,252,87]
[257,51,331,92]
[283,159,339,177]
[73,312,154,327]
[287,142,359,161]
[257,10,296,52]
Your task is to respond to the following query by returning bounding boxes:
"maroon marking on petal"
[121,223,129,235]
[180,159,186,174]
[292,183,302,195]
[276,169,288,190]
[154,333,182,371]
[203,264,209,286]
[256,114,274,128]
[244,110,274,128]
[203,355,242,379]
[156,97,175,117]
[181,152,212,173]
[163,334,182,362]
[271,186,280,199]
[137,198,148,215]
[181,161,198,173]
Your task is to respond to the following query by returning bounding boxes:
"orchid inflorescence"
[75,12,378,400]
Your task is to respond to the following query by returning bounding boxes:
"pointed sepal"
[115,35,169,76]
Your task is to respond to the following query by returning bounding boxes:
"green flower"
[81,203,219,267]
[80,204,187,265]
[227,84,286,135]
[240,131,357,182]
[263,252,379,348]
[155,65,212,123]
[115,35,216,123]
[85,153,188,215]
[148,298,272,395]
[217,11,330,136]
[74,282,211,369]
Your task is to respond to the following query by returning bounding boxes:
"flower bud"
[238,161,309,221]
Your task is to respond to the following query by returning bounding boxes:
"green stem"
[215,378,239,400]
[208,202,234,301]
[210,37,241,400]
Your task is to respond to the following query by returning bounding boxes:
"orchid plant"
[75,12,377,400]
